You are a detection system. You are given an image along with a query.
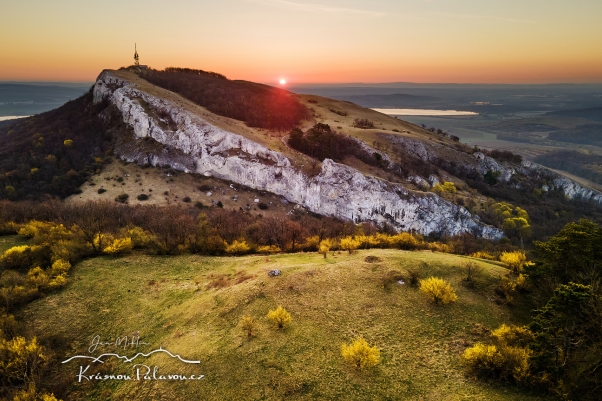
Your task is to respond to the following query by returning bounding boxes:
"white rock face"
[521,161,602,204]
[387,136,434,162]
[93,70,503,239]
[472,152,514,182]
[387,135,515,184]
[408,175,429,188]
[428,175,440,187]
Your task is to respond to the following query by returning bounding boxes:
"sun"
[279,78,286,85]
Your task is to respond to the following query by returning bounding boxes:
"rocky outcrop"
[521,161,602,204]
[472,152,514,182]
[408,175,429,188]
[553,177,602,203]
[386,135,514,183]
[93,70,503,239]
[386,135,435,162]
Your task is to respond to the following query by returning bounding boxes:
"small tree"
[339,236,360,254]
[419,277,458,305]
[240,316,258,339]
[341,338,380,369]
[267,306,291,329]
[318,239,332,259]
[463,261,482,283]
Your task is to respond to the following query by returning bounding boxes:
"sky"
[1,0,601,84]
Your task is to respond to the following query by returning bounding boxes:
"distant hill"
[331,93,439,108]
[547,123,602,147]
[545,107,602,122]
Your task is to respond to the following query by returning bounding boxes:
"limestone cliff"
[93,70,503,239]
[521,161,602,204]
[384,133,602,205]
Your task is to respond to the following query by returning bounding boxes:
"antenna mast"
[134,43,140,67]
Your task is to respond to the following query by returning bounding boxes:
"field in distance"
[19,243,549,400]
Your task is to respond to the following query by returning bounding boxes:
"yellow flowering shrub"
[341,338,380,369]
[419,277,458,305]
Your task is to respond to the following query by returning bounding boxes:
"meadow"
[19,245,549,400]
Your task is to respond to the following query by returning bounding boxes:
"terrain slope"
[21,246,549,400]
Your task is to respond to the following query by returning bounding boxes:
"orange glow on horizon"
[1,1,601,84]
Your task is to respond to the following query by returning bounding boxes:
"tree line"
[139,68,309,131]
[463,219,602,400]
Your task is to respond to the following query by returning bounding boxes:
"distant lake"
[0,115,30,121]
[0,82,92,117]
[372,108,478,116]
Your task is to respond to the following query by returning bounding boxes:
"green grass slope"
[21,250,548,400]
[0,235,27,253]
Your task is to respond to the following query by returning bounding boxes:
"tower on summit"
[134,44,140,67]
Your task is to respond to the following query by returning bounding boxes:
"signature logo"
[62,334,205,382]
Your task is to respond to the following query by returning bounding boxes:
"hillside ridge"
[93,69,502,238]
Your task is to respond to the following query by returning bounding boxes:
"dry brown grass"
[66,158,299,218]
[207,271,255,289]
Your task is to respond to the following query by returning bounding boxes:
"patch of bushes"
[352,118,374,129]
[462,324,533,384]
[257,245,281,254]
[328,108,347,116]
[433,181,457,194]
[137,194,149,201]
[102,237,133,255]
[288,123,386,169]
[115,193,129,203]
[483,149,523,164]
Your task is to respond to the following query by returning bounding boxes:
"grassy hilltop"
[19,244,548,400]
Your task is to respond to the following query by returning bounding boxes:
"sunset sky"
[1,0,601,84]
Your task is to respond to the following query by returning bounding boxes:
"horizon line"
[3,80,602,87]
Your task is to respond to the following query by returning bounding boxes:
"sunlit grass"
[22,249,549,400]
